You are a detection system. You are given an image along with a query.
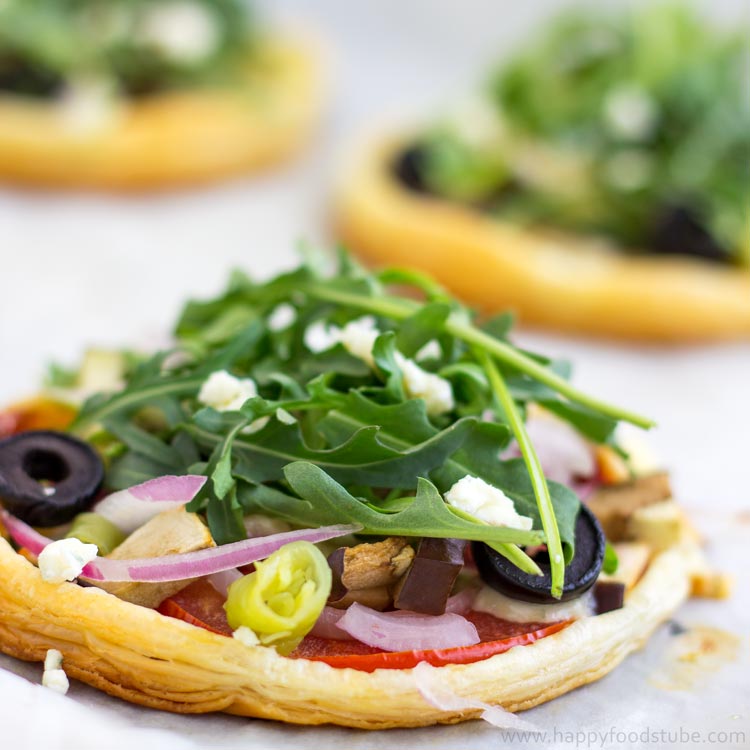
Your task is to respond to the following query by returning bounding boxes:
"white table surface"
[1,2,748,748]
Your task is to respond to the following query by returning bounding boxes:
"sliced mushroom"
[92,507,214,608]
[327,537,414,611]
[586,471,672,540]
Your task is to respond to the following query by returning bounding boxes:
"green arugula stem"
[302,283,654,430]
[69,376,206,435]
[475,347,565,598]
[448,506,542,576]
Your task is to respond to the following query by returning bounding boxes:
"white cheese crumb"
[303,321,339,353]
[444,476,533,530]
[139,1,219,64]
[337,317,380,367]
[415,339,441,362]
[42,650,70,695]
[603,85,657,141]
[267,304,296,332]
[198,370,258,412]
[58,76,117,134]
[37,539,99,584]
[233,626,261,647]
[396,355,454,416]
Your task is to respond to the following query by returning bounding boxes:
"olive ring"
[0,430,103,527]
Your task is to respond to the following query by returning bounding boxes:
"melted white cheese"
[473,586,594,624]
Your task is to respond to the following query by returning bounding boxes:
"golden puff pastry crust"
[0,38,322,190]
[334,139,750,342]
[0,536,704,729]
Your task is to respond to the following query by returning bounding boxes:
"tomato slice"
[158,581,570,671]
[157,580,234,637]
[293,620,570,671]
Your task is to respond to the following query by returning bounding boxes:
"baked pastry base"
[335,140,750,342]
[0,537,702,728]
[0,38,322,190]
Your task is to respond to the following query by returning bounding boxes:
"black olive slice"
[472,504,605,603]
[0,431,104,527]
[392,145,431,194]
[650,204,728,264]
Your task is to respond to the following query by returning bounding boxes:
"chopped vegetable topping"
[60,250,650,597]
[405,3,749,266]
[0,0,256,99]
[224,540,332,655]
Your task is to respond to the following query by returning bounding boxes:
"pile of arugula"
[69,251,651,597]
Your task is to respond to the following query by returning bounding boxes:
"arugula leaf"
[246,462,544,546]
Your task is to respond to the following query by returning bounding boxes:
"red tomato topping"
[157,580,233,637]
[158,580,570,671]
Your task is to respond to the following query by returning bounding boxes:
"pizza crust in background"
[0,38,323,190]
[334,140,750,342]
[0,535,708,729]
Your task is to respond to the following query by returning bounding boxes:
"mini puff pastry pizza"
[334,4,750,341]
[0,252,729,728]
[0,0,322,189]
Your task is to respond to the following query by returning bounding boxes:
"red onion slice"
[206,568,243,597]
[413,662,538,729]
[444,587,478,615]
[503,416,595,488]
[309,606,353,641]
[93,474,206,534]
[94,475,207,534]
[1,511,50,556]
[336,603,479,652]
[1,510,360,584]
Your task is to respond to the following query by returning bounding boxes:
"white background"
[1,1,748,748]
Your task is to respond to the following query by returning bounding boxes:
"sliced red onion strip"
[309,606,353,641]
[444,587,478,615]
[0,511,49,556]
[94,475,207,534]
[336,602,479,652]
[413,662,538,730]
[2,510,359,585]
[80,524,361,582]
[503,416,596,488]
[206,568,243,597]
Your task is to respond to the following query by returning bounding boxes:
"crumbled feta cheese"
[233,626,261,647]
[42,650,70,695]
[275,407,297,425]
[44,649,63,671]
[338,317,380,367]
[198,370,258,412]
[415,339,442,362]
[37,539,99,584]
[603,85,657,141]
[139,1,219,64]
[444,476,533,530]
[303,321,340,353]
[397,355,454,416]
[267,304,296,332]
[58,76,117,134]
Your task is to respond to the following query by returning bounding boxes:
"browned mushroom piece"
[91,507,215,608]
[327,537,415,611]
[586,471,672,540]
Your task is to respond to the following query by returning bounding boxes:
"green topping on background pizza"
[0,0,257,98]
[406,3,749,267]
